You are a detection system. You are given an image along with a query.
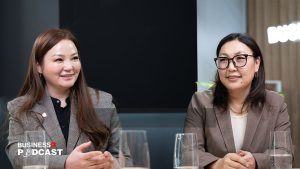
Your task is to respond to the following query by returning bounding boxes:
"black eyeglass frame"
[213,54,253,70]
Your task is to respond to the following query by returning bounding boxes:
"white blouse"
[230,111,248,152]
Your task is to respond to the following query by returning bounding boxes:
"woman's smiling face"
[217,40,260,93]
[37,39,81,94]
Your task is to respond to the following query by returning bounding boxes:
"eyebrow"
[219,51,247,57]
[52,53,79,57]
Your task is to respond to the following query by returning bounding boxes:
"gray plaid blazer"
[6,88,122,169]
[184,90,292,169]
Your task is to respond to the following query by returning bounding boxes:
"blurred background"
[0,0,299,168]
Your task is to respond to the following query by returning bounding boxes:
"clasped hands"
[210,150,256,169]
[65,141,116,169]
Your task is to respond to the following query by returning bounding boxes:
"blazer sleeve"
[106,104,132,167]
[106,101,123,167]
[253,97,292,169]
[106,100,121,157]
[6,99,68,169]
[184,93,219,169]
[95,90,131,167]
[6,100,26,169]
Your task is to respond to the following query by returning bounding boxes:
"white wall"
[197,0,246,91]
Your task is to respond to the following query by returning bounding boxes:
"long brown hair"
[18,28,110,149]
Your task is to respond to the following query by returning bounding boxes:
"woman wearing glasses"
[184,33,291,169]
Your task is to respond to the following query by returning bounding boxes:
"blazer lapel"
[214,107,236,153]
[242,106,263,150]
[67,98,81,154]
[32,91,67,153]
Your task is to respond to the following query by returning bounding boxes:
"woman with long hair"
[6,28,122,169]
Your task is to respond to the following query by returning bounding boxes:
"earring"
[255,72,258,78]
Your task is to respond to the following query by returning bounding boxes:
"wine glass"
[269,131,293,169]
[174,133,198,169]
[119,130,150,169]
[23,130,49,169]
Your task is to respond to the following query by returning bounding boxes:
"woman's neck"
[47,86,70,107]
[228,88,250,114]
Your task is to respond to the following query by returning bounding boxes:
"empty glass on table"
[23,130,49,169]
[174,133,199,169]
[269,131,293,169]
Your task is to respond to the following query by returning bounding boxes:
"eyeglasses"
[214,54,253,70]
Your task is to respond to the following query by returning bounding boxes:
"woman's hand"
[102,151,116,169]
[238,150,256,169]
[65,141,116,169]
[88,151,116,169]
[209,153,248,169]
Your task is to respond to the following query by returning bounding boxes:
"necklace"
[229,105,248,114]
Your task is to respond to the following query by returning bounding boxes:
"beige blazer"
[6,88,122,169]
[184,90,291,169]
